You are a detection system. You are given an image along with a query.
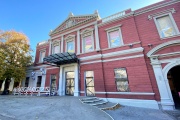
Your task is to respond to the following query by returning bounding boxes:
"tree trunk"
[1,78,11,95]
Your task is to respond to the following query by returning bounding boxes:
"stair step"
[82,99,101,103]
[96,102,115,108]
[89,101,107,106]
[81,97,98,101]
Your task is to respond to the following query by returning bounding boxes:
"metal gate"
[65,72,74,95]
[85,71,95,96]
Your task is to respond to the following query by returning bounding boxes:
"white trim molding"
[106,25,124,48]
[147,40,180,57]
[80,47,144,61]
[80,54,144,65]
[101,98,159,109]
[148,8,176,20]
[64,35,75,41]
[147,40,180,110]
[103,47,143,58]
[81,28,95,53]
[58,63,79,96]
[95,92,155,95]
[153,12,180,39]
[134,0,180,16]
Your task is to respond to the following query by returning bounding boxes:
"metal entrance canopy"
[43,52,78,65]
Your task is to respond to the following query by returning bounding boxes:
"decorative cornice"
[105,24,122,31]
[148,8,176,20]
[64,35,75,41]
[134,0,180,16]
[80,28,94,38]
[80,28,94,34]
[37,40,49,47]
[50,15,98,36]
[50,21,97,40]
[147,39,180,57]
[98,12,134,27]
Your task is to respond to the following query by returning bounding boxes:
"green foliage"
[0,30,33,82]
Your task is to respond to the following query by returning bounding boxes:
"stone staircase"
[80,97,120,110]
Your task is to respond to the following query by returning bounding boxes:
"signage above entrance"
[43,52,78,65]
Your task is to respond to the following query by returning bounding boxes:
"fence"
[13,87,50,96]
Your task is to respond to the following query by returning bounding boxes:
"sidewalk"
[105,106,175,120]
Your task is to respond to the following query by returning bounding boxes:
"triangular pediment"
[50,12,100,35]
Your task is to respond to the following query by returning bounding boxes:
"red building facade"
[24,0,180,110]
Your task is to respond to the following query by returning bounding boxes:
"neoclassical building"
[23,0,180,110]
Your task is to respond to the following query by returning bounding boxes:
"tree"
[0,30,33,93]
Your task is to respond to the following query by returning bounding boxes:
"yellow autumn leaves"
[0,30,33,82]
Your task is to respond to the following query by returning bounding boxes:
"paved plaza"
[0,96,178,120]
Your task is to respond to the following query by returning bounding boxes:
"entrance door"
[50,75,57,96]
[65,72,74,96]
[85,71,95,96]
[168,66,180,109]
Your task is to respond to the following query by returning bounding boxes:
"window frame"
[153,13,180,39]
[66,40,75,53]
[52,41,60,54]
[84,71,95,96]
[39,50,46,63]
[114,67,130,92]
[82,35,94,53]
[106,26,124,48]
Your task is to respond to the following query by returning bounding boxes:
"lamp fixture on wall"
[129,44,133,48]
[148,44,153,48]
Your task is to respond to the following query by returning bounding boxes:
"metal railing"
[13,87,50,96]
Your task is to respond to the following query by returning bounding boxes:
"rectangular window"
[37,76,42,87]
[25,77,29,87]
[107,29,123,48]
[114,68,129,92]
[154,14,179,38]
[53,45,60,54]
[85,71,95,96]
[83,36,93,52]
[39,51,45,63]
[67,41,74,53]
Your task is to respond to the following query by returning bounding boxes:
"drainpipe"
[100,50,108,99]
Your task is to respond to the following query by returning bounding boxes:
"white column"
[41,75,46,87]
[9,78,14,91]
[77,30,80,54]
[58,66,63,96]
[94,24,100,51]
[151,57,174,110]
[61,36,64,53]
[74,64,79,96]
[48,39,52,55]
[59,40,61,53]
[21,79,25,87]
[34,75,38,87]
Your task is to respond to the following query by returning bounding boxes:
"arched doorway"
[167,65,180,109]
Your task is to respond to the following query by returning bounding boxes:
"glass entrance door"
[65,72,74,96]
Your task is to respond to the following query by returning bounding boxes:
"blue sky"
[0,0,162,57]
